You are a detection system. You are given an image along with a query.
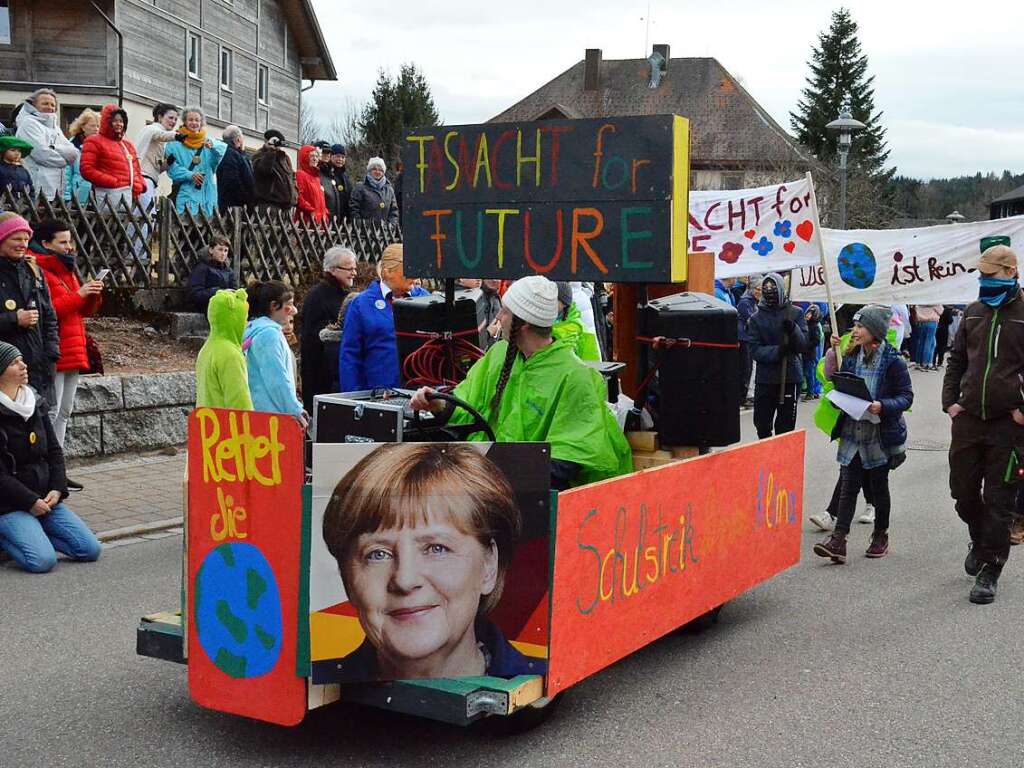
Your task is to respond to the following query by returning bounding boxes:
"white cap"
[501,276,559,328]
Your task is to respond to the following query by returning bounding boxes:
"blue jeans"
[0,503,102,573]
[917,322,938,365]
[803,353,822,395]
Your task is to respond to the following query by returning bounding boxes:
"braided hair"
[488,317,524,421]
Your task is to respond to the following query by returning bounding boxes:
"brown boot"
[813,532,847,564]
[1010,517,1024,546]
[865,530,889,558]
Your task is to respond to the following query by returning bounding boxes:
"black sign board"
[400,114,690,283]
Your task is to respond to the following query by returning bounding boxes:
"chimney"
[584,48,602,91]
[652,44,670,70]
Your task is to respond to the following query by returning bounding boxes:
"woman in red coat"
[31,218,102,458]
[79,104,144,211]
[295,144,328,226]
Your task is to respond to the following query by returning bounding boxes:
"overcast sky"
[304,1,1023,181]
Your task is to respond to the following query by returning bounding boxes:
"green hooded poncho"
[196,288,254,410]
[551,302,601,362]
[449,338,633,487]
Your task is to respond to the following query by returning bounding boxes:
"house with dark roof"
[0,0,335,149]
[991,186,1024,220]
[492,45,815,191]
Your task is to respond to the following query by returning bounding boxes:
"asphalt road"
[3,369,1023,768]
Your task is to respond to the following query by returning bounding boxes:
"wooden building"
[0,0,335,148]
[492,45,815,191]
[990,185,1024,220]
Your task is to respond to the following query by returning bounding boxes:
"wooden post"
[231,207,244,285]
[613,252,716,398]
[157,201,171,288]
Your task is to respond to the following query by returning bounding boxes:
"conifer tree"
[359,64,440,168]
[791,8,890,178]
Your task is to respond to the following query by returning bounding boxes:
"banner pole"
[806,172,842,366]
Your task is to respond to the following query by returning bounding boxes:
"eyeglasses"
[332,265,357,273]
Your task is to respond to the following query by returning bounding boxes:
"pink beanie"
[0,212,32,245]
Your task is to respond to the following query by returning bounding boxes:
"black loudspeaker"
[392,288,489,385]
[640,292,740,447]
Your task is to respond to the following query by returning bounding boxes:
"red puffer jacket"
[33,248,102,372]
[79,104,144,196]
[295,145,328,225]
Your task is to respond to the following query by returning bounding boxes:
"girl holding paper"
[813,305,913,564]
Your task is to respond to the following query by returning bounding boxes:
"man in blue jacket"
[747,272,807,439]
[736,275,762,407]
[339,244,428,392]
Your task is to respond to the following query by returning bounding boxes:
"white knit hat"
[367,156,386,172]
[502,276,559,328]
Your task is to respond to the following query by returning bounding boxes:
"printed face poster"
[309,442,551,684]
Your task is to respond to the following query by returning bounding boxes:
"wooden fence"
[0,189,402,289]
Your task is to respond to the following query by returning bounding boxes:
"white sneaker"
[809,512,836,531]
[858,504,876,524]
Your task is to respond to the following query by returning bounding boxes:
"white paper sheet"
[827,389,881,424]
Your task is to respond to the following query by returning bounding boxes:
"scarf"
[978,276,1019,307]
[178,127,207,150]
[0,384,36,421]
[367,173,387,192]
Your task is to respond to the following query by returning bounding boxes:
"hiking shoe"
[965,543,980,577]
[857,504,875,525]
[813,533,847,564]
[809,512,836,532]
[969,564,1001,605]
[865,530,889,558]
[1011,517,1024,546]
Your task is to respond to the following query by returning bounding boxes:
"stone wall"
[64,372,195,458]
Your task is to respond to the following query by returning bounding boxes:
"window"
[257,65,269,105]
[220,47,233,91]
[0,2,11,46]
[187,33,201,78]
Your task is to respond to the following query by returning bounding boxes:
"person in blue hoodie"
[339,243,428,392]
[242,280,307,427]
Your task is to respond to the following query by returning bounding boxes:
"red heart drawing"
[796,220,814,242]
[783,241,796,253]
[718,241,744,264]
[744,229,756,239]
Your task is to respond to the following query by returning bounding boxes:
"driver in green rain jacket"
[410,276,632,489]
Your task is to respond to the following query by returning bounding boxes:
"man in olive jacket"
[942,244,1024,604]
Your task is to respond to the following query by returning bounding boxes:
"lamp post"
[826,103,866,229]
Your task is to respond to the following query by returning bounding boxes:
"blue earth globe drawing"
[837,243,876,289]
[194,542,283,679]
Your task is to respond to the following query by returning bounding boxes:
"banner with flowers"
[691,177,823,279]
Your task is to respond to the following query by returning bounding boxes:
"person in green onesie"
[410,275,632,490]
[551,281,601,362]
[195,287,254,410]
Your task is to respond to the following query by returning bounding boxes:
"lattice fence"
[0,189,401,289]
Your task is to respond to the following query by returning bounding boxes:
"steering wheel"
[410,391,497,443]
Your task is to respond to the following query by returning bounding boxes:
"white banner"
[690,178,823,279]
[790,217,1024,304]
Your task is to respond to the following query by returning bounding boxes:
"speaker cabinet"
[639,292,740,447]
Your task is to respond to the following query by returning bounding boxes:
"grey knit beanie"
[853,304,891,343]
[0,340,21,372]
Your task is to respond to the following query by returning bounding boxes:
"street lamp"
[826,103,866,229]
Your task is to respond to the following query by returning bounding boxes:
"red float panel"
[547,431,804,695]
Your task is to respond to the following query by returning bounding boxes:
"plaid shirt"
[836,346,892,469]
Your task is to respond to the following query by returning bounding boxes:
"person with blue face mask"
[942,244,1024,605]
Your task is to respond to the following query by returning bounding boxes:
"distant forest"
[889,171,1024,222]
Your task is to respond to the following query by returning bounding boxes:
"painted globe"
[194,542,283,679]
[837,243,876,289]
